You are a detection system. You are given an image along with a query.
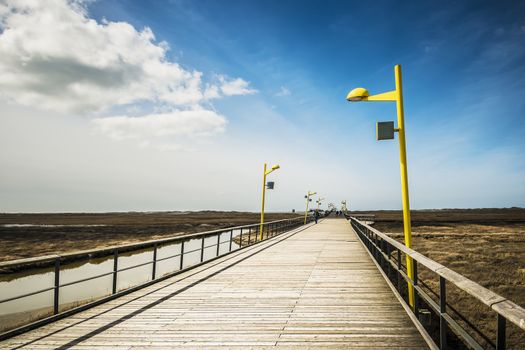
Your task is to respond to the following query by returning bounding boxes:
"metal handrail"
[418,278,497,348]
[349,217,525,350]
[0,217,300,270]
[0,216,311,339]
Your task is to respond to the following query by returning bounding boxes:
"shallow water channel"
[0,229,244,332]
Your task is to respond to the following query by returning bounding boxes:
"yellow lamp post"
[260,163,280,241]
[346,64,415,308]
[316,197,325,210]
[304,191,317,224]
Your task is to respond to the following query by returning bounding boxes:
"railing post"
[216,233,221,256]
[496,314,506,350]
[376,236,381,265]
[112,250,118,294]
[53,257,60,315]
[397,249,402,292]
[180,241,185,270]
[413,260,419,317]
[374,233,379,261]
[386,243,392,279]
[383,240,387,271]
[200,236,205,262]
[379,238,385,269]
[229,230,233,252]
[377,237,382,266]
[152,243,157,280]
[439,276,447,350]
[239,228,243,248]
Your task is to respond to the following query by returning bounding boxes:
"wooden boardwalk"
[2,219,429,349]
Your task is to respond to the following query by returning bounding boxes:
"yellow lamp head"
[346,87,369,101]
[271,164,280,171]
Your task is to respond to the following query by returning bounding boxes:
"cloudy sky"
[1,0,524,212]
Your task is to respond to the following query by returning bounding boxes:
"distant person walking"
[314,210,320,224]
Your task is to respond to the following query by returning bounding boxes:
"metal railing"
[349,217,525,350]
[0,216,311,339]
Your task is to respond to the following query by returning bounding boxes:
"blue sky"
[0,0,524,212]
[88,0,525,156]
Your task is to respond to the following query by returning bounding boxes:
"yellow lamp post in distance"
[346,64,415,308]
[316,197,325,210]
[304,191,317,224]
[260,163,280,241]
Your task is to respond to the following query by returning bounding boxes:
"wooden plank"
[1,219,428,349]
[491,300,525,331]
[436,267,506,307]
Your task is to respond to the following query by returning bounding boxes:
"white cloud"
[218,75,257,96]
[93,109,227,148]
[275,86,291,97]
[0,0,200,112]
[0,0,256,148]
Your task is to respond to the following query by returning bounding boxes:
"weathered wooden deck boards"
[2,219,429,349]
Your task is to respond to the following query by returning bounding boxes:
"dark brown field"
[349,208,525,348]
[0,211,301,262]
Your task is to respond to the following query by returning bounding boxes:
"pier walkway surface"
[2,219,429,349]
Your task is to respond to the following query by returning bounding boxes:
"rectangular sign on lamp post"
[377,121,395,140]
